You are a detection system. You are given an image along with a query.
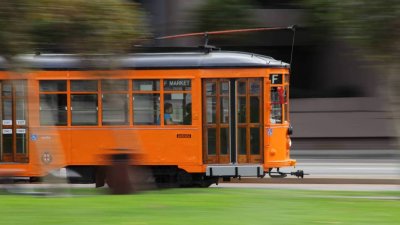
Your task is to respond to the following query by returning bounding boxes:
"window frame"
[100,79,130,126]
[70,80,99,126]
[269,73,290,124]
[38,78,194,127]
[162,79,192,126]
[132,79,161,126]
[39,80,68,126]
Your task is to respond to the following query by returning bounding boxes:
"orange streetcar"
[0,49,302,187]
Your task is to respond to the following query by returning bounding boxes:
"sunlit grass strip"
[0,188,399,225]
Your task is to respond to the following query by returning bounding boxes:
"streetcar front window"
[270,87,283,124]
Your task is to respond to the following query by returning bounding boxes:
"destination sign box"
[164,79,191,91]
[269,74,282,84]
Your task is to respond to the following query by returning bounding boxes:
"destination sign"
[269,74,282,84]
[164,79,191,91]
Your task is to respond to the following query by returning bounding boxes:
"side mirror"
[287,124,293,135]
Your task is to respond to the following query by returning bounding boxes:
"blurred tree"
[304,1,399,62]
[192,0,256,32]
[0,0,148,60]
[303,1,400,136]
[0,0,149,189]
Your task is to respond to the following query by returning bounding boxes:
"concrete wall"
[290,97,397,149]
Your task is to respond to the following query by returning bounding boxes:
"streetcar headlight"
[288,137,292,147]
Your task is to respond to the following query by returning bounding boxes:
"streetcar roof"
[0,51,289,70]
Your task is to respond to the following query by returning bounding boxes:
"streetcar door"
[203,79,230,164]
[203,78,262,164]
[0,80,29,163]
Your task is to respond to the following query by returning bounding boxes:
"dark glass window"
[206,82,216,95]
[3,99,12,120]
[102,94,129,125]
[133,80,159,91]
[102,80,128,91]
[220,128,229,155]
[207,128,216,155]
[250,128,260,154]
[16,133,26,154]
[237,96,246,123]
[40,94,67,126]
[249,80,261,95]
[220,97,229,124]
[237,81,246,95]
[2,83,12,97]
[271,87,283,124]
[133,94,160,125]
[15,81,26,97]
[238,128,246,155]
[250,96,260,123]
[206,97,216,124]
[71,80,98,92]
[164,93,192,125]
[16,99,26,121]
[71,94,98,125]
[39,80,67,92]
[2,133,12,153]
[220,81,229,95]
[284,86,289,121]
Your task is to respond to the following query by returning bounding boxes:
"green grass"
[0,188,399,225]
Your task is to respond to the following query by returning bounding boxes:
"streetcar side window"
[71,80,98,126]
[101,79,128,91]
[102,93,129,125]
[39,94,67,126]
[163,79,192,125]
[71,80,98,92]
[101,80,129,125]
[133,80,160,91]
[133,80,160,125]
[39,80,67,92]
[71,94,98,125]
[39,80,68,126]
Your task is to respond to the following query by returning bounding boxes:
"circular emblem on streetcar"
[31,134,38,141]
[267,128,273,136]
[41,152,52,164]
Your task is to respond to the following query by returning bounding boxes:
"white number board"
[2,120,12,125]
[16,129,26,134]
[16,120,26,125]
[2,129,12,134]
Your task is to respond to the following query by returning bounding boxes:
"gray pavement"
[288,149,400,179]
[211,183,400,191]
[288,159,400,179]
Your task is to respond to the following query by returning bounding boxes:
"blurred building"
[136,0,397,150]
